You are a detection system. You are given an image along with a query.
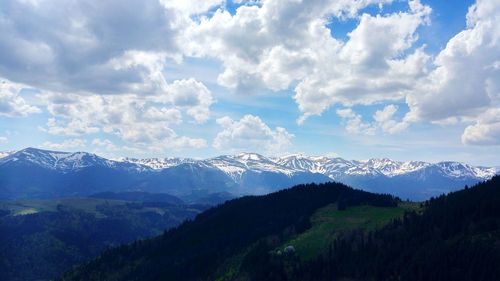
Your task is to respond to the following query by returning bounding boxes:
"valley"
[0,194,207,281]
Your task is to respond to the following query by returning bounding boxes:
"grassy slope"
[60,182,399,281]
[215,202,418,280]
[0,198,205,218]
[0,198,128,216]
[284,202,419,261]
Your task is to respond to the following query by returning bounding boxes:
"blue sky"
[0,0,499,166]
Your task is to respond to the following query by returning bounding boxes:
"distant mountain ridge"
[0,148,497,200]
[116,152,496,180]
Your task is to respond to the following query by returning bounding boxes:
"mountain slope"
[281,176,500,281]
[0,197,206,281]
[59,182,398,281]
[0,148,145,199]
[60,176,500,281]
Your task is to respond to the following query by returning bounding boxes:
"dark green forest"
[239,176,500,281]
[59,181,399,280]
[60,177,500,281]
[0,198,205,281]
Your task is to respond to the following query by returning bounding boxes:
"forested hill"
[61,176,500,281]
[59,182,398,281]
[290,175,500,281]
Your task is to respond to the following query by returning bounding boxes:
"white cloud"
[337,105,408,135]
[38,78,213,150]
[159,0,223,15]
[0,79,40,117]
[186,0,430,122]
[213,114,294,154]
[163,78,214,123]
[373,105,409,134]
[41,138,87,150]
[295,2,431,122]
[0,1,216,153]
[408,0,500,120]
[2,0,499,152]
[461,108,500,145]
[91,138,118,151]
[336,108,376,135]
[42,117,100,136]
[0,136,8,144]
[0,0,196,95]
[405,0,500,129]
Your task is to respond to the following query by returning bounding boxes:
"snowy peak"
[0,151,14,159]
[434,161,496,179]
[1,147,118,172]
[236,152,268,162]
[359,158,430,177]
[119,157,193,170]
[1,148,497,181]
[207,153,298,180]
[274,154,322,172]
[273,156,495,180]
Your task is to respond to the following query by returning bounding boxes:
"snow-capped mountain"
[207,153,299,180]
[274,154,495,180]
[0,151,14,159]
[115,152,498,182]
[0,147,142,173]
[0,148,497,201]
[0,149,329,200]
[118,157,195,170]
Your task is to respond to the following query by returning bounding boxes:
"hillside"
[59,181,398,281]
[0,198,205,281]
[60,177,500,281]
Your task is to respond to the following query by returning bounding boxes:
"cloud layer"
[0,0,499,156]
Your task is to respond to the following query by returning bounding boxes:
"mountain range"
[0,147,497,200]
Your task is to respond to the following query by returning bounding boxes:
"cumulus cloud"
[91,138,118,151]
[0,79,40,117]
[186,0,430,121]
[336,108,376,135]
[163,79,214,123]
[213,115,294,154]
[0,0,192,95]
[159,0,223,15]
[0,0,220,152]
[42,117,100,136]
[373,105,409,134]
[337,105,408,135]
[461,108,500,145]
[2,0,499,152]
[401,0,500,146]
[188,0,497,147]
[41,138,87,150]
[405,0,500,124]
[38,78,213,150]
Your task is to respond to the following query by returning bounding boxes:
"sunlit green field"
[282,202,420,260]
[0,198,128,216]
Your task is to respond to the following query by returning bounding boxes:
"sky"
[0,0,499,166]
